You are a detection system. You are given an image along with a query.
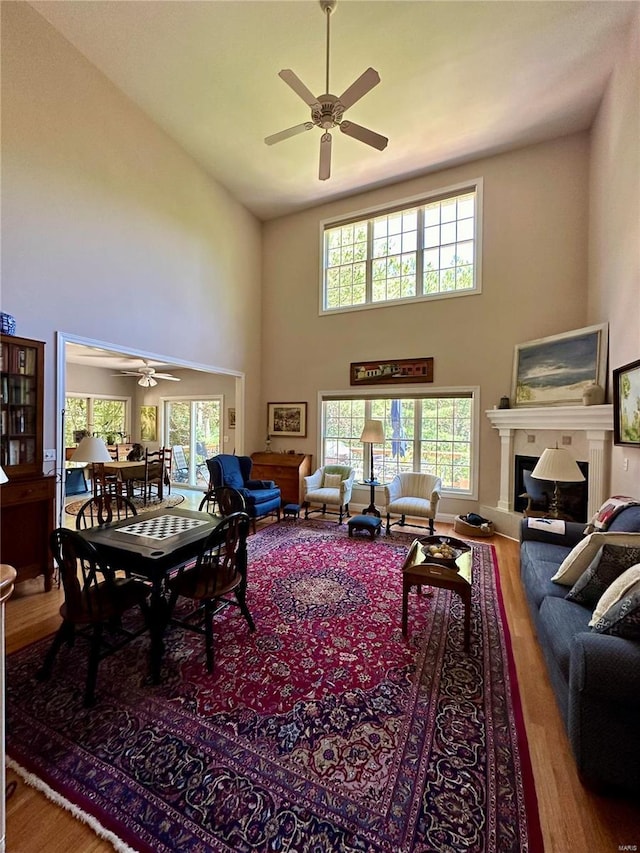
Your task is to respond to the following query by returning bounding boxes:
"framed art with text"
[613,358,640,446]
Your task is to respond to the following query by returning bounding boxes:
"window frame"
[317,385,480,499]
[319,178,483,315]
[64,393,131,445]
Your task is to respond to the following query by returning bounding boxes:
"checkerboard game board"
[118,514,209,541]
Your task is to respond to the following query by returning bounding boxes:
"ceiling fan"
[112,361,181,387]
[264,0,388,181]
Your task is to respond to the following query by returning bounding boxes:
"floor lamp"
[531,447,585,518]
[360,419,385,516]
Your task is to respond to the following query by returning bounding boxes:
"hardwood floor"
[5,505,640,852]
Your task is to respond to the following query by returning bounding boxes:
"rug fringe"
[6,757,140,853]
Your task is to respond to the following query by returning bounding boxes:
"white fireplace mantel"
[485,404,613,527]
[485,404,613,432]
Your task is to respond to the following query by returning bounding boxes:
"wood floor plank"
[4,512,640,851]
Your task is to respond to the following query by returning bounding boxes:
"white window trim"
[319,178,483,317]
[317,385,480,500]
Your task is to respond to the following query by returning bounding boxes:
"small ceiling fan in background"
[112,361,181,388]
[265,0,388,180]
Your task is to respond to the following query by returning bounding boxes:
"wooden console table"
[251,452,312,507]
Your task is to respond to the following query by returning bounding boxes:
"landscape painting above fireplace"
[511,323,608,407]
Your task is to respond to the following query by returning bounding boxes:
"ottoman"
[283,503,300,520]
[348,514,382,539]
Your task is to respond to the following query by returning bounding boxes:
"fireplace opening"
[514,455,589,522]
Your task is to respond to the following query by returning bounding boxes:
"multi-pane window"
[321,394,474,493]
[65,395,128,445]
[323,183,480,312]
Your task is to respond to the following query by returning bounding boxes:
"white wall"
[589,10,640,495]
[262,135,591,513]
[1,3,263,454]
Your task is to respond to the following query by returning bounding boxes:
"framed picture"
[511,323,608,407]
[267,402,307,437]
[613,359,640,446]
[140,405,157,442]
[228,407,236,429]
[350,357,434,386]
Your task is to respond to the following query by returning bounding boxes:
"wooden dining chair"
[37,528,151,707]
[167,511,255,673]
[129,448,168,504]
[198,486,246,517]
[75,493,138,529]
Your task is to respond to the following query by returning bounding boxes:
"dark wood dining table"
[79,508,220,683]
[102,460,167,503]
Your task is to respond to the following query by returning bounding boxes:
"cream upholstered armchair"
[384,472,442,535]
[302,464,356,524]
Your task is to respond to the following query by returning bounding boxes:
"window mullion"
[366,220,373,302]
[414,403,422,474]
[416,207,424,296]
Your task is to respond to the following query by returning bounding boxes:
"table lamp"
[531,447,585,518]
[71,436,113,497]
[0,466,8,484]
[360,419,385,482]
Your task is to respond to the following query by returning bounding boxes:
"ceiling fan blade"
[153,374,180,381]
[113,371,142,377]
[278,69,320,108]
[337,67,380,111]
[319,132,332,181]
[264,122,314,146]
[340,120,388,151]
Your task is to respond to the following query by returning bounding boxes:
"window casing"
[322,180,482,314]
[321,391,476,495]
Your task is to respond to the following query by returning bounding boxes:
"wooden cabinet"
[0,334,55,590]
[251,452,312,507]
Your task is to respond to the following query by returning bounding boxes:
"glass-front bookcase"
[0,334,44,477]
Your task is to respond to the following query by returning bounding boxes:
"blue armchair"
[206,454,281,531]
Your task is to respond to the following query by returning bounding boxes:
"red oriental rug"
[6,520,543,852]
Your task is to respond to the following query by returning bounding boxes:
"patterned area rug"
[6,521,543,852]
[65,494,185,516]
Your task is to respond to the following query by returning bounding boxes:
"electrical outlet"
[624,458,629,471]
[223,435,229,444]
[44,449,56,461]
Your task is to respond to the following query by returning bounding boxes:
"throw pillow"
[551,531,640,586]
[323,473,342,489]
[565,544,640,608]
[591,580,640,640]
[589,563,640,626]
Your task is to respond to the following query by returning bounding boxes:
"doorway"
[164,397,222,488]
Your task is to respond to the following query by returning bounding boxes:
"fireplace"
[513,454,589,522]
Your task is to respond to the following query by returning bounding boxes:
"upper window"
[322,181,481,313]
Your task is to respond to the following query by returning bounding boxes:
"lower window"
[321,393,474,493]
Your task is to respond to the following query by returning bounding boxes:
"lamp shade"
[531,448,585,483]
[70,435,113,463]
[360,420,385,444]
[0,465,8,484]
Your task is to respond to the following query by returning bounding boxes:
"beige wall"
[1,3,262,454]
[262,135,591,513]
[589,10,640,494]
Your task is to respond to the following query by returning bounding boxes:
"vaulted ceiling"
[31,0,636,221]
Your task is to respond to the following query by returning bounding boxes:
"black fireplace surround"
[514,454,589,522]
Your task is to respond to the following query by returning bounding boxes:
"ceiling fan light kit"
[112,361,180,385]
[265,0,388,181]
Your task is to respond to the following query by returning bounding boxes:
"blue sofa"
[520,504,640,794]
[206,455,281,530]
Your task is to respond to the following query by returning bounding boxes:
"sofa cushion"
[585,496,640,533]
[565,544,640,608]
[590,564,640,626]
[591,580,640,640]
[537,596,592,681]
[521,544,569,608]
[551,532,640,586]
